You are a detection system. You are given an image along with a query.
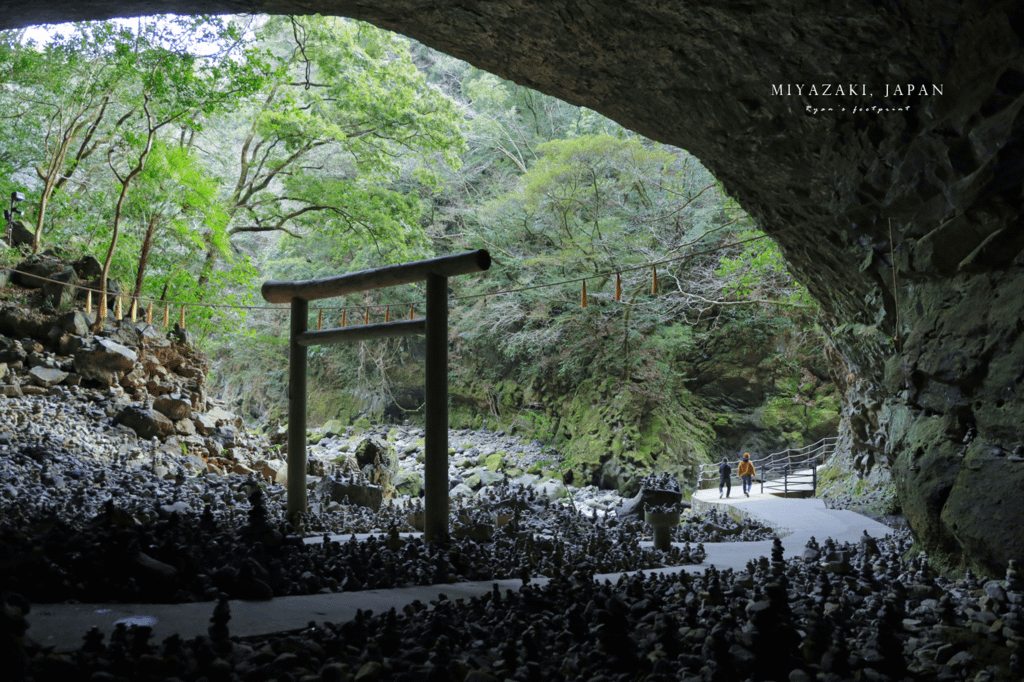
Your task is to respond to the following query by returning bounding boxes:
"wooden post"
[146,301,153,325]
[85,290,92,315]
[424,273,450,541]
[287,297,308,527]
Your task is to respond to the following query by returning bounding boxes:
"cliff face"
[4,1,1024,575]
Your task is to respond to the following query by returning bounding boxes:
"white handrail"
[695,435,838,490]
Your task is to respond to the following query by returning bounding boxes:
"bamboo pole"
[179,305,185,328]
[652,266,658,294]
[581,280,588,308]
[615,274,621,302]
[163,305,169,327]
[86,290,92,315]
[317,309,323,330]
[130,298,137,323]
[115,297,123,320]
[146,301,153,325]
[341,309,347,327]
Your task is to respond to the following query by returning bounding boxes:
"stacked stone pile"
[5,535,1023,681]
[673,506,776,543]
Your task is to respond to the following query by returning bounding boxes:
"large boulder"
[394,469,423,497]
[353,436,398,496]
[27,366,67,388]
[10,257,62,289]
[0,307,52,343]
[41,265,79,309]
[153,394,192,421]
[8,220,33,249]
[58,310,90,337]
[106,319,142,348]
[534,478,569,501]
[73,337,138,384]
[315,475,383,511]
[206,406,242,429]
[72,254,103,279]
[114,405,175,440]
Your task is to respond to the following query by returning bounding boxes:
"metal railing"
[695,436,838,496]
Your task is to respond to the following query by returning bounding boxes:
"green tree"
[91,16,267,323]
[0,22,130,253]
[197,15,465,284]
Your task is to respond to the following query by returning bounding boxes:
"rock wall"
[3,1,1023,573]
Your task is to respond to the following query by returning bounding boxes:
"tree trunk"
[132,212,160,300]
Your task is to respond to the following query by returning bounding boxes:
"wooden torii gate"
[261,249,491,541]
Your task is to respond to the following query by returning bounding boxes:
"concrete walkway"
[27,491,895,651]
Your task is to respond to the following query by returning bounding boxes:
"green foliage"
[715,229,816,307]
[1,20,835,469]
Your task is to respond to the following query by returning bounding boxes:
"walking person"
[738,452,755,496]
[718,457,732,498]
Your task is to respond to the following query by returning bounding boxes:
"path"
[26,492,895,651]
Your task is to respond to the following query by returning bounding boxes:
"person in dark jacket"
[718,457,731,498]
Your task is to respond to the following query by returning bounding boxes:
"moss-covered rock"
[394,470,423,497]
[323,419,347,437]
[484,452,504,471]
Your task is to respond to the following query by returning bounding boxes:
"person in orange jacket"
[738,452,755,496]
